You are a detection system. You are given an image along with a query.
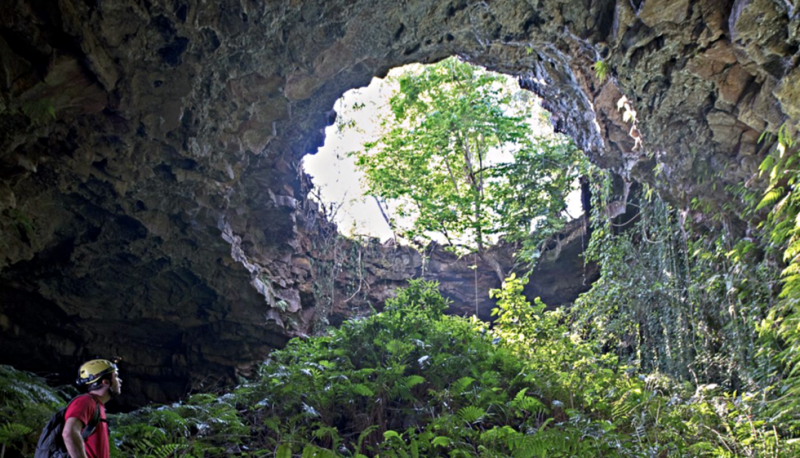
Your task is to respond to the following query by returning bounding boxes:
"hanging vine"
[573,169,778,390]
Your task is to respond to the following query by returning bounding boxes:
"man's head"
[77,359,122,398]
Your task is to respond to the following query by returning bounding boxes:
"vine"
[574,169,778,390]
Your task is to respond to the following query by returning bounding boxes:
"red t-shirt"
[64,394,108,458]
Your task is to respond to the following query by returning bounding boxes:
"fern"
[151,443,186,458]
[0,365,67,408]
[350,383,374,396]
[0,422,33,445]
[354,425,379,455]
[5,277,795,458]
[457,406,486,424]
[757,186,785,210]
[402,375,425,388]
[751,124,800,437]
[593,60,611,83]
[451,376,475,394]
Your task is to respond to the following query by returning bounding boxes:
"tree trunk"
[372,196,397,241]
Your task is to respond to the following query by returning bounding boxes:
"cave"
[0,0,794,408]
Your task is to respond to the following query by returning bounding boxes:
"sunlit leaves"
[757,186,785,211]
[349,57,586,257]
[4,273,800,458]
[752,122,800,423]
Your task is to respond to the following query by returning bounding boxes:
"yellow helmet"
[76,359,118,386]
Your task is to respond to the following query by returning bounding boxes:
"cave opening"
[302,58,585,252]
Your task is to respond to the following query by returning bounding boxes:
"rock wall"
[295,213,595,328]
[1,0,798,406]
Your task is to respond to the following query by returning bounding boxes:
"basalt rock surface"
[1,0,798,406]
[304,215,596,328]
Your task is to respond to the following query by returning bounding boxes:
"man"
[62,359,122,458]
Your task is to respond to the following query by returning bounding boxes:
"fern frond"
[457,406,486,423]
[402,375,425,388]
[351,383,374,396]
[452,376,475,394]
[355,425,379,453]
[152,443,187,458]
[0,422,33,443]
[757,187,785,211]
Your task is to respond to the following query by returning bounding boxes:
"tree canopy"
[350,57,586,265]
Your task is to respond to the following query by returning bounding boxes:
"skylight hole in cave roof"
[301,60,583,244]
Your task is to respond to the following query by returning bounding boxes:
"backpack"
[34,395,102,458]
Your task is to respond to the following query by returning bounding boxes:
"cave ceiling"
[1,0,798,406]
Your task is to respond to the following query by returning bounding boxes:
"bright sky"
[302,64,581,242]
[302,67,400,240]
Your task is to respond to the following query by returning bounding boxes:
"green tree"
[350,57,585,277]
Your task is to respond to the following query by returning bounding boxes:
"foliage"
[90,283,800,455]
[0,365,72,457]
[489,135,585,264]
[350,57,586,258]
[565,151,800,452]
[5,130,800,458]
[111,393,248,458]
[494,276,797,457]
[574,175,778,388]
[752,123,800,425]
[3,275,800,456]
[593,60,610,83]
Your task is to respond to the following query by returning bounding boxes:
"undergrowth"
[1,278,799,457]
[98,280,800,457]
[0,365,75,458]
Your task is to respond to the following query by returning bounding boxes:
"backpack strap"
[64,394,103,440]
[79,397,103,440]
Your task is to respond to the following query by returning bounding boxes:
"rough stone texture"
[1,0,798,406]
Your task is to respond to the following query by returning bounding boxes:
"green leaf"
[759,154,774,176]
[383,430,402,441]
[757,187,785,210]
[346,56,585,259]
[351,383,374,396]
[452,376,475,393]
[410,439,419,458]
[432,436,451,448]
[276,444,292,458]
[403,375,425,388]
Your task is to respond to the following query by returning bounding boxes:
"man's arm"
[62,417,89,458]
